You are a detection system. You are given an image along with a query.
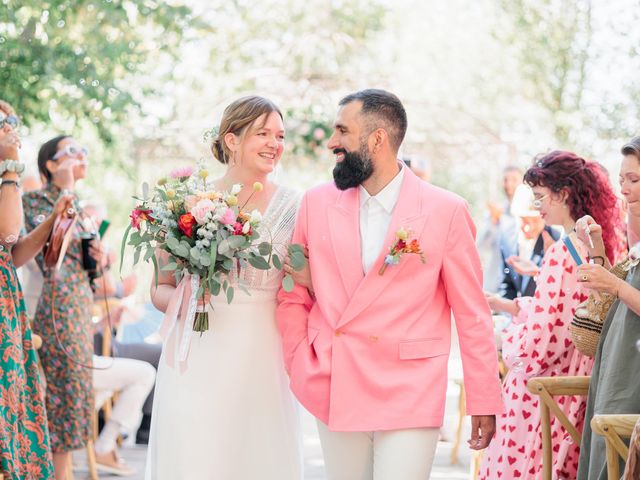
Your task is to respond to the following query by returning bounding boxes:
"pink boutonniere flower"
[378,228,426,275]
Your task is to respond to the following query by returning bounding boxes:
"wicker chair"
[526,376,591,480]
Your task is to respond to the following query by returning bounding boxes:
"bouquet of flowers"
[121,164,305,335]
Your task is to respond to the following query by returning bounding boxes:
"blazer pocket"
[398,338,448,360]
[307,327,319,345]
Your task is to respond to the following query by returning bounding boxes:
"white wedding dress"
[145,186,303,480]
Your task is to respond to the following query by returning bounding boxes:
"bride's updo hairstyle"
[211,96,283,164]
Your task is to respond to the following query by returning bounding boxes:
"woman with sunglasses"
[480,151,625,480]
[22,135,108,479]
[0,102,75,479]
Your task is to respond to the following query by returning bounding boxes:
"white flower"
[249,209,262,223]
[201,239,211,247]
[242,222,251,234]
[231,184,242,195]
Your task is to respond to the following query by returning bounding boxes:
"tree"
[0,0,196,143]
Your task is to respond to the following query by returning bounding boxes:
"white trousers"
[93,355,156,431]
[317,420,439,480]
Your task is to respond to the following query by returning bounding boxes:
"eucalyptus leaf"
[161,262,178,271]
[228,235,246,249]
[258,242,272,256]
[218,239,230,255]
[133,247,142,265]
[223,258,234,271]
[290,251,306,270]
[272,253,282,270]
[142,182,149,199]
[282,274,295,292]
[248,255,270,270]
[226,286,235,303]
[119,223,132,273]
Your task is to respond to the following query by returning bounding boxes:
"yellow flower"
[226,195,238,206]
[166,189,176,199]
[396,228,408,240]
[198,169,209,179]
[157,177,167,186]
[253,182,264,192]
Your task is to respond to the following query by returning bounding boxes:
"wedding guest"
[624,418,640,479]
[575,136,640,479]
[481,151,625,479]
[477,165,523,293]
[0,101,71,479]
[23,135,106,479]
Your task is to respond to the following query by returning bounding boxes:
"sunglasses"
[0,115,19,129]
[53,145,89,160]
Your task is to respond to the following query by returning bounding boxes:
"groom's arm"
[277,193,314,373]
[441,200,505,415]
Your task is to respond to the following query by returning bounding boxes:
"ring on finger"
[581,274,589,281]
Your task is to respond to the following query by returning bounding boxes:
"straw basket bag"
[570,259,632,357]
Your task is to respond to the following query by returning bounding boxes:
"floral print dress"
[479,241,593,480]
[23,183,94,452]
[0,244,54,478]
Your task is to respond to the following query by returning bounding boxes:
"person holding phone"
[23,135,106,479]
[481,151,625,480]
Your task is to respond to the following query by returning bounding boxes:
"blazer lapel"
[337,169,428,327]
[328,188,364,298]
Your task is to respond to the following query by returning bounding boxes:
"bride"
[145,96,303,479]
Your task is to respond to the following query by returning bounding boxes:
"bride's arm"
[150,249,177,313]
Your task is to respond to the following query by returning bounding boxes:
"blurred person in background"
[477,165,523,293]
[0,101,72,479]
[23,135,106,479]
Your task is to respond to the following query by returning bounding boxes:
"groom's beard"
[332,146,374,190]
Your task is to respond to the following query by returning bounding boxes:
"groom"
[277,89,504,479]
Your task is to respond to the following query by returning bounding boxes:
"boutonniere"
[378,228,426,275]
[623,242,640,271]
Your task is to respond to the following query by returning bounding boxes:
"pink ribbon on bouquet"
[159,272,200,367]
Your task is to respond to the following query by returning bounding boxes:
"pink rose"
[191,199,216,225]
[220,208,236,225]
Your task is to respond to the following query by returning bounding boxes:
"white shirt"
[359,165,405,274]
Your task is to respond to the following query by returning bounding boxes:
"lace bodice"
[228,186,301,292]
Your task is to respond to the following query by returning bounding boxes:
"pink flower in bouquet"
[220,208,236,225]
[170,166,194,179]
[130,207,153,230]
[184,195,199,211]
[233,222,243,235]
[191,199,216,225]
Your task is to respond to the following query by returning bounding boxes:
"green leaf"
[142,182,149,200]
[166,236,180,250]
[282,274,295,292]
[258,242,272,256]
[272,253,282,270]
[144,247,155,262]
[133,247,142,265]
[288,243,305,255]
[290,251,306,270]
[223,280,228,292]
[210,278,221,296]
[161,262,178,271]
[119,223,132,273]
[150,252,160,288]
[218,239,230,255]
[223,258,234,271]
[226,286,235,303]
[248,255,270,270]
[227,235,247,249]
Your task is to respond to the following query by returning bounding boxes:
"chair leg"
[604,438,620,480]
[86,440,98,480]
[540,403,552,480]
[66,456,75,480]
[450,381,466,464]
[470,450,483,480]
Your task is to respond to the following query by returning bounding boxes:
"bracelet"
[590,255,605,266]
[0,179,20,189]
[0,159,26,177]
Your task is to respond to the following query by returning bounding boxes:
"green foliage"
[0,0,195,143]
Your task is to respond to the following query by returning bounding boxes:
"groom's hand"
[468,415,496,450]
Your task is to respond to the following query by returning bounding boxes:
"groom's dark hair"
[339,89,407,153]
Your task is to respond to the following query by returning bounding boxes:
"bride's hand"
[284,246,314,294]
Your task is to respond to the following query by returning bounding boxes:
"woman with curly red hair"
[481,151,626,480]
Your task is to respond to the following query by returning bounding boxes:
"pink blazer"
[277,169,504,431]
